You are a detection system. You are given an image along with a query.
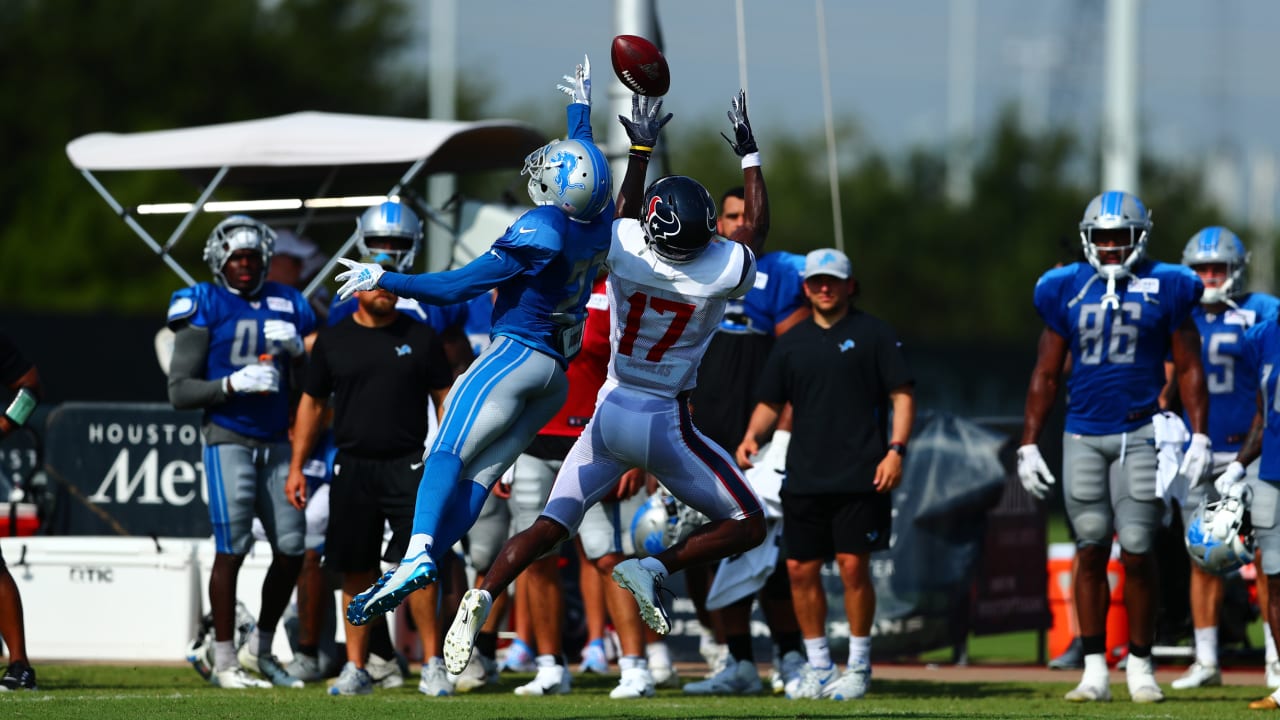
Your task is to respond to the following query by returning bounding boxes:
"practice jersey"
[166,281,317,441]
[1035,260,1202,435]
[1187,292,1280,452]
[605,220,756,397]
[328,294,467,335]
[1244,320,1280,482]
[541,276,610,437]
[719,251,806,336]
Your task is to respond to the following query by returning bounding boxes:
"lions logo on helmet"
[1181,226,1249,305]
[631,493,678,558]
[1185,483,1255,576]
[522,138,612,221]
[356,200,423,273]
[642,175,717,263]
[203,215,276,297]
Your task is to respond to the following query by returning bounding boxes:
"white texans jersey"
[605,218,757,397]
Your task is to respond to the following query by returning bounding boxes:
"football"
[610,34,670,97]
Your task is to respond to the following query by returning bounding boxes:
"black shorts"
[325,450,422,573]
[781,488,891,560]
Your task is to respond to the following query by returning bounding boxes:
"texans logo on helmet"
[646,195,681,241]
[550,150,587,198]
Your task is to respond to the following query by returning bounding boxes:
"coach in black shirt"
[285,276,453,694]
[736,248,914,701]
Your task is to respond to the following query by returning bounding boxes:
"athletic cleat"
[1048,637,1084,670]
[1268,661,1280,689]
[347,552,437,626]
[611,559,671,635]
[445,588,493,675]
[609,667,656,699]
[1170,661,1221,689]
[1064,677,1111,702]
[824,664,870,700]
[500,637,537,673]
[578,638,610,674]
[451,651,499,693]
[419,657,454,696]
[328,661,373,696]
[649,660,680,689]
[700,640,728,678]
[0,662,37,691]
[285,652,327,683]
[513,664,571,696]
[787,662,836,699]
[366,652,406,689]
[237,644,304,688]
[1125,655,1164,703]
[683,657,762,695]
[1250,694,1280,710]
[211,666,272,689]
[771,650,805,694]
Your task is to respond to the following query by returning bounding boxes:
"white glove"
[1016,444,1056,500]
[557,54,591,106]
[263,319,305,357]
[1213,460,1246,496]
[225,364,280,395]
[1180,433,1213,486]
[334,257,385,301]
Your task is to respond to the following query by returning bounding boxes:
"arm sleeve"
[567,102,593,143]
[167,322,227,410]
[379,249,526,304]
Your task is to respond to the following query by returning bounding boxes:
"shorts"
[781,488,891,560]
[204,442,305,556]
[324,450,422,573]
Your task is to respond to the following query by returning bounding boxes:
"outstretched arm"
[721,90,768,256]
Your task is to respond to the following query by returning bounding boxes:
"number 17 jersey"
[605,219,756,398]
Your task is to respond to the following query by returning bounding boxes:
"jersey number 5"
[618,291,694,362]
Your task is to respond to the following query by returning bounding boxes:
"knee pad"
[1071,512,1111,546]
[1116,525,1152,555]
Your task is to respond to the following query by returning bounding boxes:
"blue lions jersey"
[1034,260,1202,435]
[1186,292,1280,452]
[720,251,806,336]
[1245,320,1280,482]
[327,294,467,335]
[166,281,318,441]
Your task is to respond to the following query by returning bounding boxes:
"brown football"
[610,34,670,97]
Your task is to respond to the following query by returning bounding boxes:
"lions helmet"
[1078,190,1152,276]
[356,200,423,272]
[203,215,275,297]
[1185,482,1255,576]
[522,138,612,221]
[642,175,718,263]
[1182,226,1249,305]
[631,493,678,558]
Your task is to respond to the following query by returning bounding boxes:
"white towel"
[1152,411,1189,503]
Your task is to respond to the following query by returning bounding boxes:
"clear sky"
[411,0,1280,219]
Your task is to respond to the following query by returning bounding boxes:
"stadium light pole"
[1101,0,1139,194]
[610,0,663,185]
[428,0,458,272]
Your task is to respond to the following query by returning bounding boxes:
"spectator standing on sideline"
[1165,228,1280,690]
[0,333,40,691]
[442,87,768,688]
[166,215,317,689]
[737,247,915,702]
[335,57,615,626]
[1016,191,1208,704]
[286,259,454,696]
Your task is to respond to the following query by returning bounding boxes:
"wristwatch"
[889,442,907,457]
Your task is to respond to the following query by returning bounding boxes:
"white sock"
[638,556,669,578]
[1193,626,1218,667]
[1083,653,1108,683]
[254,628,274,658]
[646,641,671,667]
[803,636,831,669]
[535,654,557,670]
[213,640,237,671]
[847,636,871,668]
[618,655,641,671]
[1267,623,1279,664]
[406,533,432,558]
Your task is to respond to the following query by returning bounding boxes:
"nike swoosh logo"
[410,462,424,470]
[518,227,536,234]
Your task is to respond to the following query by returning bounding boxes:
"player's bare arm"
[721,90,768,256]
[1170,315,1208,435]
[1020,327,1068,446]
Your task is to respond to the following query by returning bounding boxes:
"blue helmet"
[356,200,423,272]
[1182,226,1249,304]
[1185,483,1254,576]
[521,138,612,221]
[1078,190,1152,275]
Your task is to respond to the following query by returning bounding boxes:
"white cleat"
[609,667,656,699]
[211,666,272,689]
[1170,661,1221,689]
[1125,655,1164,704]
[445,589,492,675]
[1064,678,1111,702]
[611,559,670,635]
[513,665,571,696]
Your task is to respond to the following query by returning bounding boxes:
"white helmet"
[1185,482,1254,576]
[521,138,612,221]
[1181,226,1249,305]
[356,200,423,272]
[630,489,706,557]
[203,215,275,297]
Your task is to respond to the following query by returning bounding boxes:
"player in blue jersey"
[1165,227,1280,690]
[1017,191,1209,704]
[333,57,615,626]
[166,215,318,689]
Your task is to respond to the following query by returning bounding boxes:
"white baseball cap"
[803,248,851,280]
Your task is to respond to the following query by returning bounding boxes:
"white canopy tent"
[66,111,547,292]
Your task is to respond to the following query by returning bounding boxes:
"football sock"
[803,636,831,669]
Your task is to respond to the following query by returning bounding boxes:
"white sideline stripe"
[5,692,195,702]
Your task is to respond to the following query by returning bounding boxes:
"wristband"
[4,387,36,427]
[889,442,907,457]
[629,145,653,153]
[740,151,761,169]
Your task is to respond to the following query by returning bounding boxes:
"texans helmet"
[1078,190,1152,276]
[1185,482,1255,576]
[1181,226,1249,305]
[522,138,612,221]
[642,175,718,263]
[356,200,423,272]
[203,215,276,297]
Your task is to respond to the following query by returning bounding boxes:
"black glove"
[719,89,758,157]
[618,94,672,151]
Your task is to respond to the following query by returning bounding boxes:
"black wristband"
[889,442,907,457]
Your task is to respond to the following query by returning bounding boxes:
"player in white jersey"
[442,91,769,678]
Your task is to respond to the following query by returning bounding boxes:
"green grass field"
[0,663,1274,720]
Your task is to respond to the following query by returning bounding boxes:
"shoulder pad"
[166,285,202,327]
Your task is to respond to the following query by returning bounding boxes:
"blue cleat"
[346,552,437,626]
